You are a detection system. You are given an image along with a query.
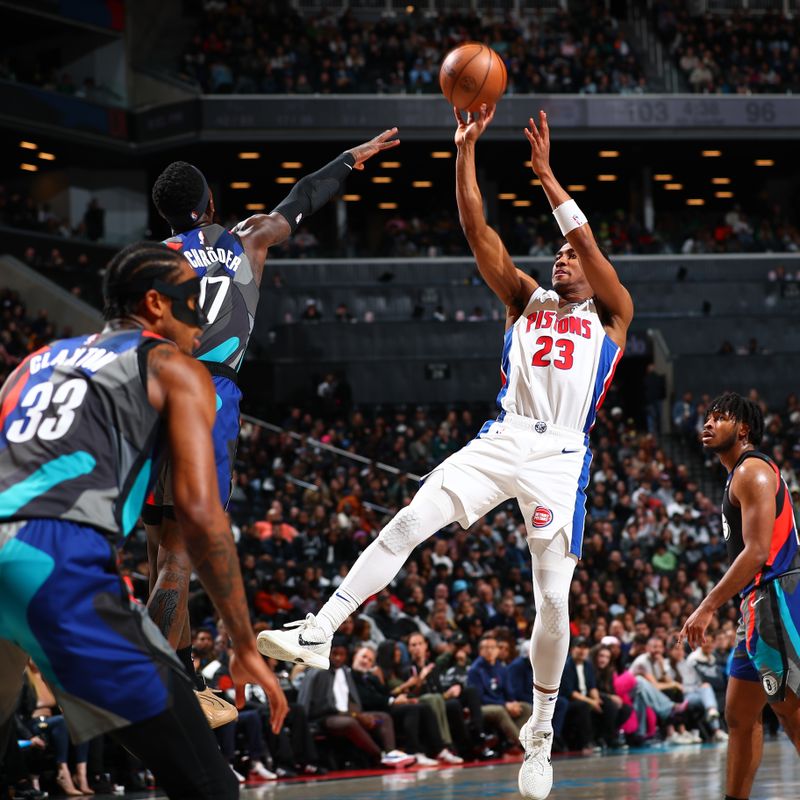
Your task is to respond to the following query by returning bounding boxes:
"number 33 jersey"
[498,287,622,433]
[0,329,165,543]
[165,223,259,371]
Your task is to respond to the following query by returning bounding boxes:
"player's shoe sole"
[256,630,330,669]
[195,687,238,729]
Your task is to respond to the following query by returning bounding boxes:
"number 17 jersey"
[497,287,622,433]
[165,223,259,371]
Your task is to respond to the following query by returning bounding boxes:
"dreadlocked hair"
[152,161,207,223]
[103,241,184,321]
[706,391,764,446]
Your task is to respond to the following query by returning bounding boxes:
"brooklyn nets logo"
[721,514,731,541]
[762,673,779,696]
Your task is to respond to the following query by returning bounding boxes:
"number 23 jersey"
[0,329,165,543]
[498,287,622,433]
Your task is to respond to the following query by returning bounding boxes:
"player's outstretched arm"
[679,459,774,647]
[454,104,537,322]
[525,111,633,343]
[234,128,400,284]
[146,344,288,732]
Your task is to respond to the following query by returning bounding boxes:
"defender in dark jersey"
[143,129,400,700]
[679,392,800,800]
[0,242,288,800]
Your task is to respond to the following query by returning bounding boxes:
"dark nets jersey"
[723,450,800,596]
[0,329,166,543]
[165,223,259,370]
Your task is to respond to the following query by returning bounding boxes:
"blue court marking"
[0,451,95,516]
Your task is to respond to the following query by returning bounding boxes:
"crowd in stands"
[3,260,800,792]
[0,55,121,106]
[0,289,61,389]
[181,3,647,96]
[256,202,800,261]
[0,187,106,243]
[654,5,800,94]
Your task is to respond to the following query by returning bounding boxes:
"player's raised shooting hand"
[347,128,400,171]
[524,110,552,177]
[453,103,496,147]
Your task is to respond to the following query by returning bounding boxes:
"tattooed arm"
[146,344,288,731]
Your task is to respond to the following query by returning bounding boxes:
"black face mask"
[153,277,207,327]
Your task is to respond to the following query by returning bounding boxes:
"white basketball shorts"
[423,413,591,558]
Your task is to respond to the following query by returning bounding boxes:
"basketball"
[439,42,507,113]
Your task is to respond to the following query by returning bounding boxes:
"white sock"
[531,687,559,733]
[316,586,360,638]
[316,477,459,638]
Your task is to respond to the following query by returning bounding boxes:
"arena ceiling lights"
[598,150,619,157]
[238,152,260,159]
[754,159,775,166]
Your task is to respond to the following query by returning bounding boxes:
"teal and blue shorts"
[731,570,800,703]
[0,518,185,742]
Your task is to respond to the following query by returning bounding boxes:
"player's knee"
[377,506,425,556]
[537,589,570,640]
[725,702,761,732]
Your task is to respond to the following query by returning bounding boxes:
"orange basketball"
[439,42,507,113]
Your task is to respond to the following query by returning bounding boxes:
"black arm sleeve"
[272,152,356,233]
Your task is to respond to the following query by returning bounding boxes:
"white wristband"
[552,199,588,236]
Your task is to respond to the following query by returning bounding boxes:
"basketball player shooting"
[258,106,633,800]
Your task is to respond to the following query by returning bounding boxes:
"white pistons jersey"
[497,287,622,433]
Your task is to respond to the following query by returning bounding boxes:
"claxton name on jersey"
[29,346,119,375]
[525,309,593,339]
[182,246,242,272]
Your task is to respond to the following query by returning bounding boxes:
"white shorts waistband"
[497,413,587,445]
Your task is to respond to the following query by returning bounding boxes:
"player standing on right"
[258,106,633,800]
[680,393,800,800]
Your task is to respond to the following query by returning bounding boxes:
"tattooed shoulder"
[147,343,179,379]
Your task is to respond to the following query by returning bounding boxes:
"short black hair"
[152,161,208,224]
[706,391,764,445]
[102,241,185,320]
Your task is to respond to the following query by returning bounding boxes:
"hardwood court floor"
[90,738,800,800]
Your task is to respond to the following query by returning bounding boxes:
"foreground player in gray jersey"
[0,242,287,799]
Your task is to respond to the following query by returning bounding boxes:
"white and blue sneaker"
[518,720,554,800]
[256,613,331,669]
